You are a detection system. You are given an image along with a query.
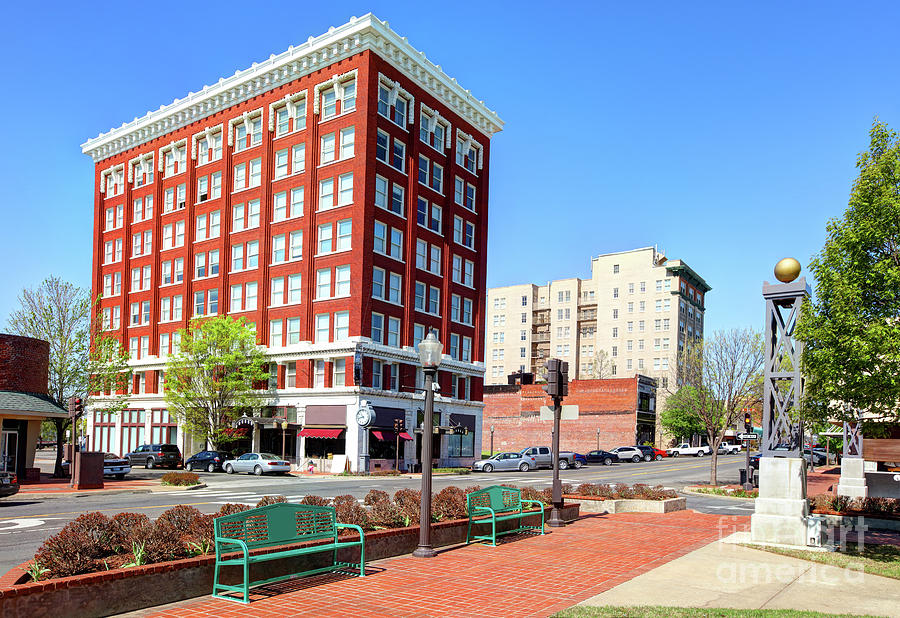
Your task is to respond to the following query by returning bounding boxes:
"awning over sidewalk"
[299,428,344,439]
[370,430,413,441]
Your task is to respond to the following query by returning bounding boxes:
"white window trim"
[190,124,224,164]
[268,90,308,134]
[99,163,125,195]
[127,153,154,185]
[377,72,415,128]
[419,103,452,152]
[157,139,188,174]
[227,108,264,147]
[455,128,484,171]
[313,69,358,116]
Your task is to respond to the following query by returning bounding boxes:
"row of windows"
[610,320,671,336]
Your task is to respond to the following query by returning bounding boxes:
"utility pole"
[543,359,568,527]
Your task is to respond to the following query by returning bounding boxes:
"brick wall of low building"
[483,377,643,454]
[0,334,49,395]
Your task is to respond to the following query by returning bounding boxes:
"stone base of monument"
[836,456,868,499]
[750,457,811,547]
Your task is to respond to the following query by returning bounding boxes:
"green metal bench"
[466,485,545,546]
[213,503,364,604]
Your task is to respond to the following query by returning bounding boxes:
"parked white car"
[668,443,712,457]
[609,446,645,463]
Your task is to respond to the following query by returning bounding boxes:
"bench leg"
[491,516,497,546]
[359,541,366,577]
[466,517,473,544]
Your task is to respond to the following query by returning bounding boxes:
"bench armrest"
[215,536,249,561]
[470,505,496,517]
[335,522,365,543]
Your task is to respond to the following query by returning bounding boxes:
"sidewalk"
[15,474,187,497]
[127,511,746,618]
[578,532,899,617]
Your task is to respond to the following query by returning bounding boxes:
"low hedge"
[160,471,200,486]
[810,494,900,516]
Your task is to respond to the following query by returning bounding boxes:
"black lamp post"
[596,427,601,451]
[413,332,442,558]
[490,424,495,457]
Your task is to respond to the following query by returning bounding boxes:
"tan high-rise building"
[486,247,710,441]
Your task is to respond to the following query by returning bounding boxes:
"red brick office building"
[482,377,658,455]
[81,15,502,471]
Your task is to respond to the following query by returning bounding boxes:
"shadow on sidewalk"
[216,566,385,603]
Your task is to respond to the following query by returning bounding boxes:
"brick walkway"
[139,511,749,618]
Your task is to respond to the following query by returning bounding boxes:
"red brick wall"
[0,334,49,395]
[483,377,641,454]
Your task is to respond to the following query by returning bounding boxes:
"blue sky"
[1,1,898,334]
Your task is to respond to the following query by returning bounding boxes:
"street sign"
[738,433,759,441]
[539,405,579,421]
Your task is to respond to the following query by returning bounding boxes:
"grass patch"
[744,543,900,581]
[556,606,875,617]
[692,486,758,498]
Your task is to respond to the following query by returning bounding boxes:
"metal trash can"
[739,468,748,486]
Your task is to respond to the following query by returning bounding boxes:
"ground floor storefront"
[85,391,483,472]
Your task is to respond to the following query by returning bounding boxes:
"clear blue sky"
[2,1,898,335]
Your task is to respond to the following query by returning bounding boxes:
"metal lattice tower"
[762,277,810,457]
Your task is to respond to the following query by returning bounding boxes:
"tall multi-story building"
[81,15,502,472]
[486,247,709,440]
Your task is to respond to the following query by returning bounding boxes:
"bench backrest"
[215,503,336,549]
[467,485,522,513]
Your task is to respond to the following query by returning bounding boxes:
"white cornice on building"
[81,14,503,163]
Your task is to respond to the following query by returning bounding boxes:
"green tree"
[678,328,764,485]
[6,277,131,476]
[165,316,269,449]
[798,120,900,425]
[659,386,706,443]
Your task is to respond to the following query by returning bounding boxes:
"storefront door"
[1,430,18,474]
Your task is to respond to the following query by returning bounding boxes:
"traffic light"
[68,397,84,418]
[559,361,569,397]
[393,418,404,433]
[543,359,561,397]
[744,410,752,430]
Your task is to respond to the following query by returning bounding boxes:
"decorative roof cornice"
[81,14,503,163]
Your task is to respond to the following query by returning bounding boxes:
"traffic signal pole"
[743,409,753,491]
[548,393,564,527]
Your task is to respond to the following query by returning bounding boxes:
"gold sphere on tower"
[774,258,802,283]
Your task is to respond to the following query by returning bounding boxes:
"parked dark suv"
[125,444,183,469]
[184,450,231,473]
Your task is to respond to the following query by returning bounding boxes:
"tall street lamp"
[414,331,442,558]
[596,427,601,451]
[490,424,495,457]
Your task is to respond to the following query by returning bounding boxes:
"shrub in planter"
[333,494,370,530]
[109,512,152,554]
[216,503,251,517]
[255,495,288,508]
[160,471,200,486]
[365,490,402,528]
[34,513,110,578]
[393,489,421,526]
[432,486,467,521]
[576,483,598,496]
[519,486,551,506]
[143,520,186,563]
[158,505,203,534]
[614,483,635,499]
[186,514,215,554]
[300,495,330,506]
[595,484,616,499]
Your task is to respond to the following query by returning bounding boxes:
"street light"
[281,420,289,461]
[414,331,442,559]
[490,424,495,457]
[596,427,601,451]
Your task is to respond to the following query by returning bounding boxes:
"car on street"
[749,452,761,470]
[184,450,231,473]
[718,442,742,455]
[584,450,617,466]
[472,451,538,473]
[124,444,183,469]
[61,453,132,480]
[0,471,18,498]
[668,443,712,457]
[635,445,667,461]
[610,446,645,463]
[223,452,291,475]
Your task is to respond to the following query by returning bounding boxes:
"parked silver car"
[471,451,537,473]
[223,453,291,475]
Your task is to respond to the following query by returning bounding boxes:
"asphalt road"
[0,452,753,575]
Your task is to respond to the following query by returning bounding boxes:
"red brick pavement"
[142,511,749,618]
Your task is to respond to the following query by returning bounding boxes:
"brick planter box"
[563,494,686,514]
[0,504,578,617]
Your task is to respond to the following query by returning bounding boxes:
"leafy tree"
[798,120,900,426]
[6,277,131,476]
[678,328,764,485]
[165,316,269,449]
[659,386,706,444]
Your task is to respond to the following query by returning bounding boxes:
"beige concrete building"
[486,247,710,440]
